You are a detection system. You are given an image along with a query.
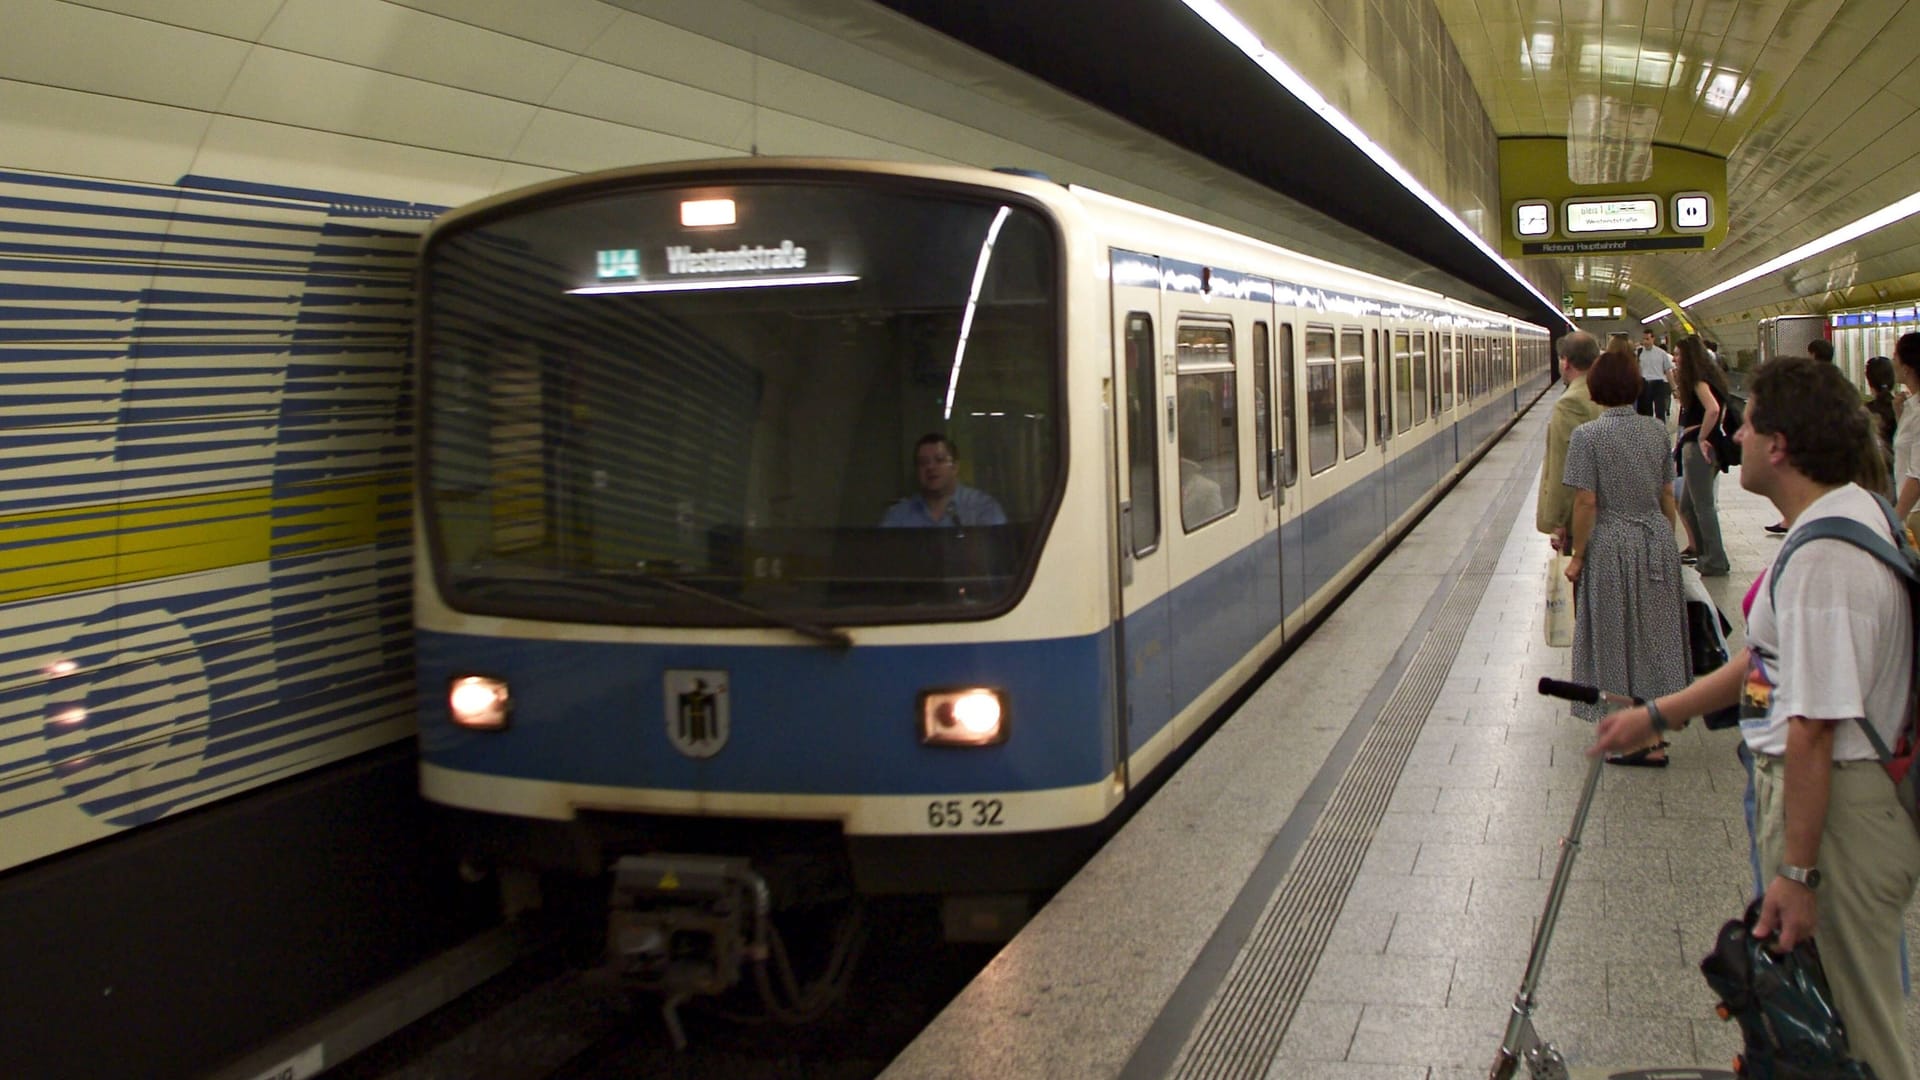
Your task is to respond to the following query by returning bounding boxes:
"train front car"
[412,162,1111,1009]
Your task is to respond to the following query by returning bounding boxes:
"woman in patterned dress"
[1563,343,1689,764]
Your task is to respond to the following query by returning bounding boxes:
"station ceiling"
[889,0,1920,333]
[1433,0,1920,328]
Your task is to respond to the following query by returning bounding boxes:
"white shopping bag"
[1544,553,1574,647]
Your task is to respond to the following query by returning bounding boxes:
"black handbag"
[1684,576,1741,728]
[1700,900,1879,1078]
[1710,392,1746,469]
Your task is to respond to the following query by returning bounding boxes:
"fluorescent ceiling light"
[1642,308,1671,324]
[1180,0,1570,328]
[567,274,858,295]
[1681,189,1920,308]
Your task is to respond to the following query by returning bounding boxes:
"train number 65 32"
[926,798,1005,828]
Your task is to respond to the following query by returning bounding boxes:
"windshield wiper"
[617,570,852,649]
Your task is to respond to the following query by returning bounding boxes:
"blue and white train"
[412,158,1551,970]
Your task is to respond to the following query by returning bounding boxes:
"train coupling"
[600,854,770,1048]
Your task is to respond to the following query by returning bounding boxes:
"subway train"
[411,157,1552,1011]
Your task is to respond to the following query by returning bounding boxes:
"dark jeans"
[1635,378,1670,422]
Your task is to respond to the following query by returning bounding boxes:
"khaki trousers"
[1754,752,1920,1079]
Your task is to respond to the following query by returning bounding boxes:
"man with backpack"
[1590,356,1920,1079]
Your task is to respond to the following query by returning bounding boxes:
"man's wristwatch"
[1779,864,1822,889]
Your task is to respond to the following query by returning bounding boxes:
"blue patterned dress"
[1563,406,1689,719]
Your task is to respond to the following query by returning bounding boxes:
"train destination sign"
[1564,197,1659,234]
[593,241,816,280]
[576,240,855,294]
[1522,236,1707,255]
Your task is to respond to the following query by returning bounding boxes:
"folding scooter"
[1485,677,1736,1080]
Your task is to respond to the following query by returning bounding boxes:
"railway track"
[325,897,996,1080]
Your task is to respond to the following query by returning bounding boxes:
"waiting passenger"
[1863,355,1896,497]
[1535,331,1604,553]
[1562,342,1687,765]
[880,433,1007,528]
[1635,330,1673,422]
[1890,334,1920,534]
[1808,338,1835,364]
[1672,336,1732,577]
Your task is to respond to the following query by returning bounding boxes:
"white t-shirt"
[1637,345,1672,382]
[1742,484,1912,759]
[1894,402,1920,484]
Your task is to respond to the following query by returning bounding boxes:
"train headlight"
[919,688,1007,747]
[448,675,511,730]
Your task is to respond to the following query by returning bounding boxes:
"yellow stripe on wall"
[0,476,408,605]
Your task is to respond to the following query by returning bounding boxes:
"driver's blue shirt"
[880,485,1007,528]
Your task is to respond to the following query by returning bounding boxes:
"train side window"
[1306,327,1337,475]
[1278,322,1298,487]
[1252,321,1273,499]
[1411,331,1429,425]
[1392,330,1413,434]
[1175,321,1237,532]
[1124,313,1160,556]
[1341,328,1367,459]
[1440,332,1454,412]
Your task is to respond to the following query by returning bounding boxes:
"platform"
[885,398,1920,1079]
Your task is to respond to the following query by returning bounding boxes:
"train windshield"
[419,177,1062,627]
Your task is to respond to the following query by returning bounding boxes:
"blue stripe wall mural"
[0,169,439,868]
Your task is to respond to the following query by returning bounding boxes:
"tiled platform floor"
[1260,425,1920,1078]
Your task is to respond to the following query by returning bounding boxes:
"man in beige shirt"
[1536,331,1605,551]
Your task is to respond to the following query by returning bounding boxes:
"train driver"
[880,433,1008,528]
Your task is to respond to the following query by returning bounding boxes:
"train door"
[1108,253,1171,779]
[1384,324,1418,522]
[1273,318,1304,623]
[1370,323,1391,533]
[1165,313,1246,712]
[1249,311,1284,641]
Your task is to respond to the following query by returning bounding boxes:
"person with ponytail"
[1863,355,1896,497]
[1672,336,1731,577]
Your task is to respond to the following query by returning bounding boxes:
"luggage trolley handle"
[1489,679,1639,1080]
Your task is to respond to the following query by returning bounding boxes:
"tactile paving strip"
[1167,453,1534,1080]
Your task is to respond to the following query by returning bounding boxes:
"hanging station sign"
[1497,139,1729,259]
